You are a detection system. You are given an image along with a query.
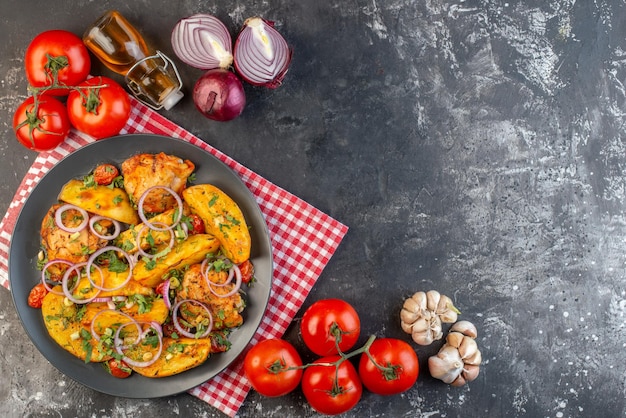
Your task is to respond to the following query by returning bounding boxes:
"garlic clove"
[463,347,482,366]
[445,331,465,349]
[462,364,480,382]
[428,346,464,384]
[458,335,479,359]
[425,290,441,312]
[450,320,477,338]
[450,375,467,387]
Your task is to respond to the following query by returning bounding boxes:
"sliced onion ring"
[89,215,121,240]
[135,222,175,259]
[114,321,164,368]
[171,13,233,70]
[233,17,292,88]
[41,259,74,295]
[201,259,243,298]
[86,246,133,291]
[62,262,102,304]
[55,204,89,233]
[90,309,137,343]
[137,186,184,231]
[172,299,213,338]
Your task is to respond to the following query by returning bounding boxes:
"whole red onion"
[192,69,246,121]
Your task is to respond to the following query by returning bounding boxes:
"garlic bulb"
[428,320,482,386]
[400,290,460,345]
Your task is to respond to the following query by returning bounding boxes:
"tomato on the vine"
[13,95,70,151]
[300,298,361,356]
[301,355,362,415]
[25,30,90,96]
[67,76,131,139]
[358,338,419,395]
[243,338,303,397]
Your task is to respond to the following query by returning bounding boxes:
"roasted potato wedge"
[182,184,251,264]
[132,234,220,287]
[71,268,155,300]
[82,298,169,332]
[58,179,139,225]
[129,337,211,377]
[113,206,190,254]
[41,289,110,363]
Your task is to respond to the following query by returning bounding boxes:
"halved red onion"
[55,204,88,233]
[171,14,233,70]
[137,186,183,231]
[172,299,213,338]
[233,17,292,88]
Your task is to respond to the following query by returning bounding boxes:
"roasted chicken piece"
[176,263,245,331]
[40,204,110,280]
[121,152,195,214]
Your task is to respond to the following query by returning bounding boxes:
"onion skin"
[192,69,246,121]
[233,17,292,88]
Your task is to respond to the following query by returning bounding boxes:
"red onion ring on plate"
[62,262,102,304]
[201,260,242,298]
[90,309,138,343]
[55,204,88,233]
[135,222,175,259]
[41,259,74,295]
[86,246,133,291]
[114,321,164,368]
[137,186,184,231]
[172,299,213,338]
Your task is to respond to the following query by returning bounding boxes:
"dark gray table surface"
[1,1,625,417]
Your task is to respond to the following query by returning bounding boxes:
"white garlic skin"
[428,321,482,386]
[400,290,460,346]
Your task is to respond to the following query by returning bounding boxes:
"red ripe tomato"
[104,358,132,378]
[243,339,303,397]
[13,95,70,151]
[25,30,90,96]
[300,299,361,356]
[301,356,362,415]
[358,338,419,395]
[67,76,131,139]
[92,163,120,186]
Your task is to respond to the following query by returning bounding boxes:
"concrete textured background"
[1,0,625,417]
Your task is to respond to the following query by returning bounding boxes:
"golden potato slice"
[71,268,155,300]
[132,234,220,287]
[129,337,211,377]
[58,179,139,225]
[113,206,189,254]
[182,184,251,264]
[82,299,169,333]
[41,289,110,363]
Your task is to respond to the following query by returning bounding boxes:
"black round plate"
[9,134,273,398]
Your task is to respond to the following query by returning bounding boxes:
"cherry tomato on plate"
[67,76,131,139]
[27,283,49,308]
[25,29,90,96]
[358,338,419,395]
[92,163,120,186]
[13,95,70,151]
[238,259,254,284]
[301,355,362,415]
[104,358,132,378]
[300,298,361,356]
[243,338,303,397]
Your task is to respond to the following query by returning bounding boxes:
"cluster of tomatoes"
[13,30,131,152]
[243,299,419,415]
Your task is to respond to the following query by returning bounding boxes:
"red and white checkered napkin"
[0,97,348,417]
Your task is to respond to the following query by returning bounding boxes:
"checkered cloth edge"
[0,96,348,417]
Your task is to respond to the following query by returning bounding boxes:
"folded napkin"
[0,97,348,417]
